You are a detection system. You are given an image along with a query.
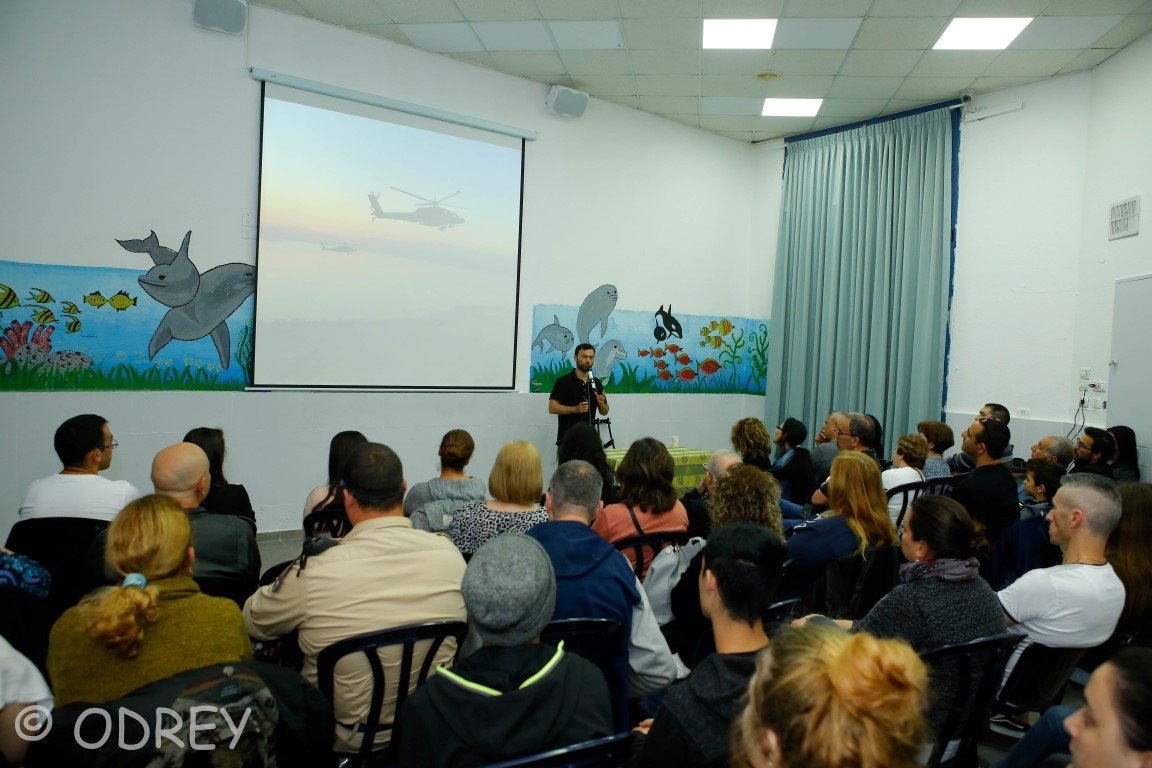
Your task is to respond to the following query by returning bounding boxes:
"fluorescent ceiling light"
[703,19,777,50]
[762,98,822,117]
[934,18,1032,50]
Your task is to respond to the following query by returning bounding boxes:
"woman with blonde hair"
[47,494,252,705]
[734,625,928,768]
[449,441,547,556]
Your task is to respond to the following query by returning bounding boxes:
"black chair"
[0,586,51,675]
[919,633,1024,768]
[260,558,295,587]
[5,517,110,622]
[304,505,353,539]
[814,545,902,620]
[763,597,801,630]
[540,619,628,732]
[888,479,958,528]
[994,642,1087,716]
[481,732,634,768]
[316,620,468,767]
[612,531,691,580]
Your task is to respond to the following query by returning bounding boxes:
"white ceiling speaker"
[545,85,589,118]
[193,0,248,35]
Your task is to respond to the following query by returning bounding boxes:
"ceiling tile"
[1044,0,1147,13]
[911,50,999,77]
[701,96,763,114]
[983,49,1081,77]
[767,50,849,76]
[1056,48,1121,73]
[703,0,786,16]
[377,0,464,24]
[827,76,906,98]
[541,75,575,86]
[398,22,485,51]
[851,17,950,49]
[568,75,637,95]
[446,52,498,68]
[252,0,310,17]
[970,75,1041,91]
[699,115,758,130]
[560,50,634,74]
[783,0,872,17]
[1090,14,1152,47]
[634,74,705,95]
[454,0,540,21]
[349,23,412,44]
[622,18,701,48]
[620,0,702,18]
[599,94,641,108]
[630,50,702,75]
[894,76,974,99]
[954,0,1050,15]
[763,75,835,97]
[489,50,567,75]
[841,50,924,76]
[548,20,625,49]
[296,0,391,26]
[1011,16,1126,49]
[882,99,938,114]
[815,97,892,117]
[812,116,865,130]
[661,114,702,127]
[712,130,756,141]
[755,116,818,132]
[868,0,962,16]
[472,21,553,50]
[536,0,620,20]
[700,50,774,74]
[639,95,701,113]
[700,75,769,96]
[774,18,863,49]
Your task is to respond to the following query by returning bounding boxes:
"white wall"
[0,1,766,539]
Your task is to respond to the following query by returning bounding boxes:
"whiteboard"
[1107,274,1152,475]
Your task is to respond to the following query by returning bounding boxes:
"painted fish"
[699,358,721,375]
[666,344,681,354]
[698,340,707,348]
[708,335,723,349]
[26,288,54,303]
[83,291,108,308]
[677,368,697,382]
[637,349,650,357]
[657,369,672,381]
[576,284,618,344]
[699,327,710,338]
[718,319,734,335]
[61,301,81,314]
[654,360,668,370]
[676,354,691,365]
[710,320,719,330]
[30,305,56,324]
[108,290,137,311]
[531,314,574,355]
[0,284,19,310]
[65,316,82,334]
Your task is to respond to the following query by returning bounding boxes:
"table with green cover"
[604,446,710,494]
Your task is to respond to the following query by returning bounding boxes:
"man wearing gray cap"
[397,534,612,766]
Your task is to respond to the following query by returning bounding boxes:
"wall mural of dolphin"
[117,230,255,369]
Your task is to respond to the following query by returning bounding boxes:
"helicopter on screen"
[368,187,465,231]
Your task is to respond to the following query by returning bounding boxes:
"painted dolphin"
[592,339,627,381]
[116,230,181,266]
[531,315,574,356]
[577,284,618,344]
[655,304,683,339]
[132,231,255,369]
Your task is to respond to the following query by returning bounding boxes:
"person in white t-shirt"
[881,434,928,523]
[992,473,1126,736]
[18,414,142,522]
[0,634,53,764]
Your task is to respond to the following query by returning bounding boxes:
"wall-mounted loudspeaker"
[193,0,248,35]
[545,85,589,118]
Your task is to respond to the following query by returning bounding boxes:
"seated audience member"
[734,625,928,768]
[866,413,886,460]
[783,452,897,601]
[527,461,676,712]
[1031,434,1076,471]
[49,494,252,706]
[302,430,368,517]
[405,429,487,531]
[1021,459,1063,518]
[949,403,1014,473]
[992,474,1126,736]
[245,442,467,754]
[183,427,256,532]
[397,534,612,768]
[810,412,882,507]
[592,438,688,579]
[1071,427,1117,479]
[998,460,1064,587]
[557,422,619,506]
[680,450,741,538]
[1108,425,1141,483]
[449,441,547,556]
[0,545,50,600]
[730,417,775,472]
[950,417,1020,541]
[19,414,141,522]
[0,635,53,765]
[1108,483,1152,641]
[796,495,1005,742]
[881,434,929,522]
[769,417,816,506]
[810,411,849,485]
[631,524,786,768]
[918,420,954,480]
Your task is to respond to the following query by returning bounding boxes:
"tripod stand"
[595,417,615,449]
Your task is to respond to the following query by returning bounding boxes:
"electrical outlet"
[1090,397,1105,410]
[241,226,256,240]
[243,209,255,227]
[1079,368,1091,380]
[1086,380,1107,395]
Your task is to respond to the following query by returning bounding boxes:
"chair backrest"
[540,619,627,732]
[612,531,692,580]
[5,517,110,622]
[481,732,634,768]
[315,619,468,760]
[888,481,958,528]
[817,545,902,620]
[919,633,1024,767]
[996,642,1088,714]
[303,505,352,539]
[764,597,801,628]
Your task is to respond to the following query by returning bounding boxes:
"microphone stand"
[587,373,615,448]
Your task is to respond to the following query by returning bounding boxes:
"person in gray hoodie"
[405,429,487,531]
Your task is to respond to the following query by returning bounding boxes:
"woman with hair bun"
[48,494,252,705]
[402,429,487,518]
[734,625,928,768]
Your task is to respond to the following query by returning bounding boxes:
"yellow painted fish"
[0,284,19,310]
[718,319,733,335]
[61,301,81,314]
[65,316,82,334]
[83,291,107,308]
[30,305,57,324]
[108,290,137,311]
[26,288,54,303]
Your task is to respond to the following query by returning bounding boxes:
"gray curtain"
[764,107,954,454]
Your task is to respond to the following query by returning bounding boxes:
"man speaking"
[548,344,610,446]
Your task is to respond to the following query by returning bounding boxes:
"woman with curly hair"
[47,494,252,705]
[730,418,775,472]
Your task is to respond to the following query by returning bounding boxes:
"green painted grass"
[0,361,242,391]
[530,360,756,395]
